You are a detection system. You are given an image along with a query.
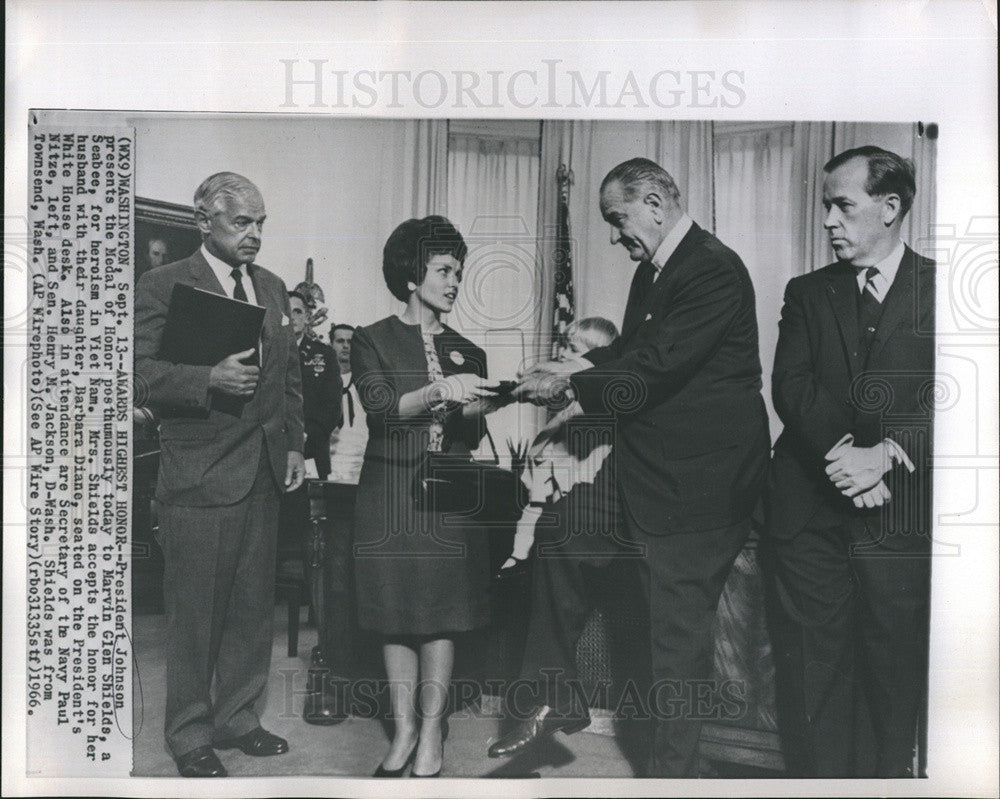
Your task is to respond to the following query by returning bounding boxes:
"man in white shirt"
[327,324,368,484]
[766,146,935,777]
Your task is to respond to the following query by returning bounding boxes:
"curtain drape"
[908,123,938,257]
[647,120,715,231]
[714,122,838,439]
[370,119,449,322]
[714,123,801,440]
[791,121,836,273]
[446,131,541,455]
[388,118,449,219]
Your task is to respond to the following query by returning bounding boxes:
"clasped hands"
[824,434,894,509]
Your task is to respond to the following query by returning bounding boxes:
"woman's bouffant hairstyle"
[382,215,468,302]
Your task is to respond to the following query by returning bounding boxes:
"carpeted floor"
[131,606,640,778]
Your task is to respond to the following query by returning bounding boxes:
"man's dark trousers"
[158,444,280,757]
[518,467,752,777]
[763,502,930,777]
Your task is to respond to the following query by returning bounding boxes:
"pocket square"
[644,313,653,321]
[281,314,289,326]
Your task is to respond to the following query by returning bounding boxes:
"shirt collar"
[650,214,694,275]
[856,239,905,293]
[201,243,249,282]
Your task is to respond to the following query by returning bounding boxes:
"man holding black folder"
[135,172,305,777]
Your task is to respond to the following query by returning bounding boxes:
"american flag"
[551,163,575,360]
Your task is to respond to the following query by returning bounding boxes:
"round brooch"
[449,350,465,365]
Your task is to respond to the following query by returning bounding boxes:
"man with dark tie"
[498,157,770,777]
[766,146,935,777]
[135,172,305,777]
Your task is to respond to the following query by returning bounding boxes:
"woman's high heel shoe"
[373,744,417,777]
[411,719,447,778]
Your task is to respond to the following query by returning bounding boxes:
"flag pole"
[551,163,575,361]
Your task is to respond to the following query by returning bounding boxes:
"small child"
[501,317,619,570]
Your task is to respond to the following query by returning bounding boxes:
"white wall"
[60,112,435,329]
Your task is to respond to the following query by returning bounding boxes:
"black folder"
[159,282,266,417]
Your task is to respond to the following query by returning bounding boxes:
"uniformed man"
[285,291,342,478]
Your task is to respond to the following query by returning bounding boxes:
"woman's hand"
[429,373,500,406]
[518,358,587,378]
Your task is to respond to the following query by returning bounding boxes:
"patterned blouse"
[422,330,448,452]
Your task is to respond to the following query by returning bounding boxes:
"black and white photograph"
[46,110,945,781]
[4,2,997,797]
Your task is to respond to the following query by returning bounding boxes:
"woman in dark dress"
[351,216,499,778]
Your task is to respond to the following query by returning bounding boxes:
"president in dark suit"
[497,158,770,776]
[765,146,935,777]
[135,172,305,777]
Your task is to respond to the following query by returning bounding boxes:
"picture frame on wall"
[134,197,202,283]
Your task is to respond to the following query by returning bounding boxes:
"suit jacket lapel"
[867,246,916,362]
[621,263,652,340]
[247,263,264,307]
[621,223,704,343]
[247,263,273,365]
[825,264,861,376]
[186,249,227,295]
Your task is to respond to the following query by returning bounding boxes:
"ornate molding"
[135,196,197,230]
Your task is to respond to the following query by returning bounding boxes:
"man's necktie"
[636,260,656,295]
[857,266,881,353]
[343,379,355,427]
[623,261,656,335]
[857,266,880,314]
[230,267,248,302]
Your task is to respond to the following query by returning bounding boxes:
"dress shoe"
[175,745,227,777]
[214,727,289,757]
[487,705,590,758]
